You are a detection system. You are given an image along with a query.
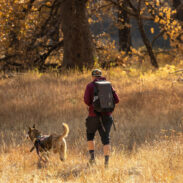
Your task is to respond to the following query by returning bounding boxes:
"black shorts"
[85,115,113,145]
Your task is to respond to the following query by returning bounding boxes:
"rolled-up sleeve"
[112,88,119,104]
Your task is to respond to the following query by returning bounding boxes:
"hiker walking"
[84,69,119,168]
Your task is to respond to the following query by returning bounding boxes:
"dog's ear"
[28,127,31,131]
[33,124,36,128]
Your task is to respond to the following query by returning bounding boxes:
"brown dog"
[27,123,69,166]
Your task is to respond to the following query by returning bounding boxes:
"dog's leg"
[37,157,42,169]
[59,139,67,161]
[37,153,48,168]
[42,152,49,163]
[40,152,48,163]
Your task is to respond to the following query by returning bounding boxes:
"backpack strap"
[93,81,98,96]
[96,113,106,132]
[93,81,101,116]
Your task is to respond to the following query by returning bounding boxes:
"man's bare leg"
[88,140,94,150]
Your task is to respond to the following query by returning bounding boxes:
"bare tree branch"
[106,0,153,20]
[33,40,64,69]
[90,2,113,13]
[151,30,165,47]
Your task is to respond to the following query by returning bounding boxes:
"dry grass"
[1,66,183,182]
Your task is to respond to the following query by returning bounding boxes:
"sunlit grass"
[1,63,183,182]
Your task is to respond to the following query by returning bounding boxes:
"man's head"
[91,69,102,80]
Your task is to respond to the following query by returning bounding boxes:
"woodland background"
[0,0,182,72]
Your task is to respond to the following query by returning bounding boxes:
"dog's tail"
[60,123,69,139]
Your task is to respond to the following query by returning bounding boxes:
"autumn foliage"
[0,0,182,71]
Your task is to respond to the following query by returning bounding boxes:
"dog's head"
[27,124,41,142]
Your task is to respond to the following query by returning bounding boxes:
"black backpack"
[93,80,115,113]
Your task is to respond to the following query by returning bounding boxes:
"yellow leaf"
[88,18,93,24]
[154,16,159,23]
[150,27,154,34]
[46,2,51,6]
[163,34,168,40]
[159,12,163,17]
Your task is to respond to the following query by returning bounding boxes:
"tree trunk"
[137,15,159,68]
[61,0,94,69]
[118,1,131,53]
[173,0,183,21]
[173,0,181,9]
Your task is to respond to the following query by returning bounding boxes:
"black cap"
[92,69,102,77]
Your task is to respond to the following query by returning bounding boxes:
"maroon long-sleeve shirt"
[84,77,119,116]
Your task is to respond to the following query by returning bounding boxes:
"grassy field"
[1,62,183,182]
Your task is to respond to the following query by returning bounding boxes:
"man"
[84,69,119,168]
